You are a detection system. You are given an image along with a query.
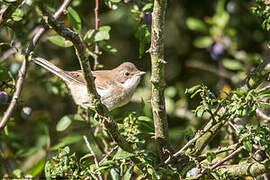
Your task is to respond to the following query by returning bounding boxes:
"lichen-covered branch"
[0,0,72,130]
[150,0,172,155]
[38,4,134,153]
[217,161,270,178]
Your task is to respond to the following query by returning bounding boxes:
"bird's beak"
[136,71,146,76]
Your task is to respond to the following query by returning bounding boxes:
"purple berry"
[0,91,8,104]
[21,106,32,120]
[208,42,226,61]
[143,12,152,25]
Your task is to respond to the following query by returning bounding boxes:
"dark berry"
[208,42,227,61]
[0,91,8,104]
[143,12,152,25]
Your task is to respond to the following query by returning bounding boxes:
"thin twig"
[0,0,72,130]
[93,0,100,70]
[193,147,243,179]
[255,85,270,93]
[99,146,118,164]
[83,136,103,180]
[198,143,238,160]
[256,108,270,122]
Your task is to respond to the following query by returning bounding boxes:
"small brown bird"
[32,57,145,110]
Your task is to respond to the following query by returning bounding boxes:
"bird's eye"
[125,72,130,76]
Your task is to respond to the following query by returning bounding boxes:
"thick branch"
[150,0,172,155]
[38,4,134,153]
[217,161,270,178]
[0,0,72,129]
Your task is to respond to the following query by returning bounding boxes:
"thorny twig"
[93,0,100,70]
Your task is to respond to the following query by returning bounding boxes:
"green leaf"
[93,26,111,42]
[223,59,243,70]
[13,169,22,178]
[110,168,120,180]
[5,0,18,2]
[68,7,82,34]
[135,24,151,58]
[12,8,24,21]
[113,148,134,160]
[206,152,216,162]
[193,36,213,48]
[142,3,153,12]
[123,166,134,180]
[48,35,73,47]
[110,0,121,2]
[195,106,205,118]
[243,141,253,152]
[44,161,52,180]
[99,160,116,167]
[79,153,93,163]
[186,17,208,33]
[16,146,41,157]
[56,115,72,131]
[51,135,81,150]
[26,157,46,176]
[100,43,118,54]
[185,85,202,96]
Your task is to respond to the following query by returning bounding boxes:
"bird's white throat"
[121,76,141,90]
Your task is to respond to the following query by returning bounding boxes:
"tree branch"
[193,147,243,179]
[0,0,72,130]
[150,0,172,156]
[38,4,134,153]
[216,161,270,178]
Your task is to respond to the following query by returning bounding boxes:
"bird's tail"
[31,56,82,84]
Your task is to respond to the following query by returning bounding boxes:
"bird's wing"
[68,70,113,90]
[92,71,113,90]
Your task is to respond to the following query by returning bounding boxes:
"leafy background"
[0,0,270,178]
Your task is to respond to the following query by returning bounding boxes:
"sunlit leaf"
[56,115,72,131]
[113,148,134,160]
[193,36,213,48]
[48,35,73,47]
[223,58,243,70]
[26,157,46,177]
[186,17,208,33]
[51,136,81,150]
[123,166,134,180]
